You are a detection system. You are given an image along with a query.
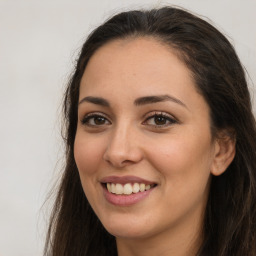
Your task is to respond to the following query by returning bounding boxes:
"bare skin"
[74,37,236,256]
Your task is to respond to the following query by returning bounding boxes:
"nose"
[103,124,143,168]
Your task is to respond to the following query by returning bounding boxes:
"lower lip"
[102,185,155,206]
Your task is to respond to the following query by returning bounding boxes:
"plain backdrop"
[0,0,255,255]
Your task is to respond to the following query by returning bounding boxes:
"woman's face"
[74,38,218,241]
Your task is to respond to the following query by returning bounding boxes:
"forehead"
[80,37,208,114]
[81,38,192,92]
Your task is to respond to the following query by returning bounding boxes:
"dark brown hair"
[44,6,256,256]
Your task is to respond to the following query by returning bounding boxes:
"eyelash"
[81,111,177,128]
[81,112,111,127]
[143,111,177,128]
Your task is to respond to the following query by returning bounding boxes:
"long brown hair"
[44,6,256,256]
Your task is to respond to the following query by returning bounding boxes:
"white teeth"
[110,183,116,193]
[139,183,145,192]
[123,184,133,195]
[115,184,123,195]
[106,182,154,195]
[132,183,140,193]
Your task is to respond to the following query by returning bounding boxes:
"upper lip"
[100,175,157,185]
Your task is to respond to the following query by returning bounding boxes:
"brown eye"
[154,116,167,125]
[82,114,111,126]
[94,116,106,125]
[143,112,177,128]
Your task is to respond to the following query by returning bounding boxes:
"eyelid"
[142,111,178,127]
[80,111,178,128]
[81,112,112,125]
[143,111,176,120]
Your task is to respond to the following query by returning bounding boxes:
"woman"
[45,6,256,256]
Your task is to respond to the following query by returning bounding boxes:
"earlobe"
[210,132,236,176]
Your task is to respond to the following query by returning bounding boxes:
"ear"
[210,130,236,176]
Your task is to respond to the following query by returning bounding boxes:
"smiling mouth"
[103,183,157,195]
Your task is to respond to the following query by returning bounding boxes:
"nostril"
[103,137,143,167]
[103,153,143,168]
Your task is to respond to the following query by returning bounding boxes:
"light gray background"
[0,0,255,255]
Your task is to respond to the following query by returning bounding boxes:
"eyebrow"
[78,96,110,107]
[134,95,187,108]
[78,94,187,109]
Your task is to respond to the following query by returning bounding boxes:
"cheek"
[144,134,213,218]
[74,133,105,176]
[74,133,106,211]
[144,132,213,187]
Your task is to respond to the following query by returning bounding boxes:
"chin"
[106,226,148,239]
[100,214,152,239]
